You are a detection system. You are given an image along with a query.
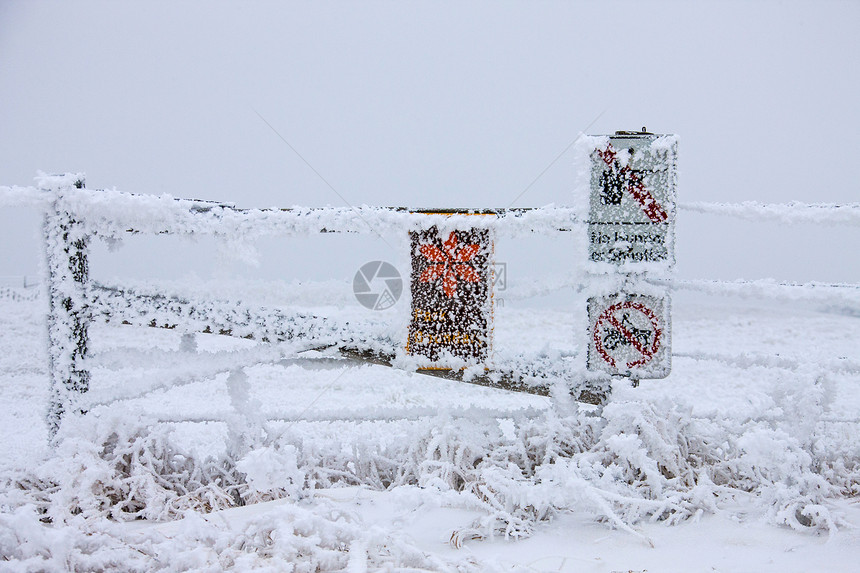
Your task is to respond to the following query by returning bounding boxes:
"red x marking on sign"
[593,301,662,370]
[597,145,668,224]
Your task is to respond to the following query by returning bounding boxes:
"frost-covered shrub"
[0,496,458,572]
[6,397,848,540]
[5,412,245,524]
[1,382,853,573]
[235,445,305,503]
[0,505,150,572]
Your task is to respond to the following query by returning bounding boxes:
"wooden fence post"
[44,176,91,437]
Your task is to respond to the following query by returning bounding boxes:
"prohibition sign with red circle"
[593,301,662,370]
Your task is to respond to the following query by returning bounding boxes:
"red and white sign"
[596,145,669,224]
[587,294,670,378]
[588,134,676,266]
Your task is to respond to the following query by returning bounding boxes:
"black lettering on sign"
[599,166,624,205]
[407,226,492,366]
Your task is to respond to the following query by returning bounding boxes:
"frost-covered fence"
[4,168,860,548]
[0,285,41,302]
[3,167,859,437]
[30,174,600,434]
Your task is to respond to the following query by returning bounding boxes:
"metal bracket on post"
[44,175,91,437]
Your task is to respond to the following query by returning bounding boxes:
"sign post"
[586,131,677,380]
[407,225,493,369]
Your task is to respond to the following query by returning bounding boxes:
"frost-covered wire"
[649,277,860,305]
[680,200,860,226]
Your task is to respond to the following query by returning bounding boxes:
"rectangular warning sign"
[587,293,671,379]
[589,135,677,265]
[407,226,493,367]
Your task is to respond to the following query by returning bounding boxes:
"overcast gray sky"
[2,0,858,286]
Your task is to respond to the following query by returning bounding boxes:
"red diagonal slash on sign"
[594,302,662,369]
[597,145,668,224]
[605,313,654,366]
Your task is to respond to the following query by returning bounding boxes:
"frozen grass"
[1,289,859,570]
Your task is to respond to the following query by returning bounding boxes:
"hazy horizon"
[2,0,858,286]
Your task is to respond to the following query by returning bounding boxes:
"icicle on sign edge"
[407,222,494,370]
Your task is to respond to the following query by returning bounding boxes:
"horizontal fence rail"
[6,184,860,230]
[91,284,374,347]
[147,405,551,426]
[4,185,582,238]
[89,282,607,404]
[500,274,860,307]
[645,277,860,306]
[0,285,41,302]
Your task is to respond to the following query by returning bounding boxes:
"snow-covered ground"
[1,286,859,572]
